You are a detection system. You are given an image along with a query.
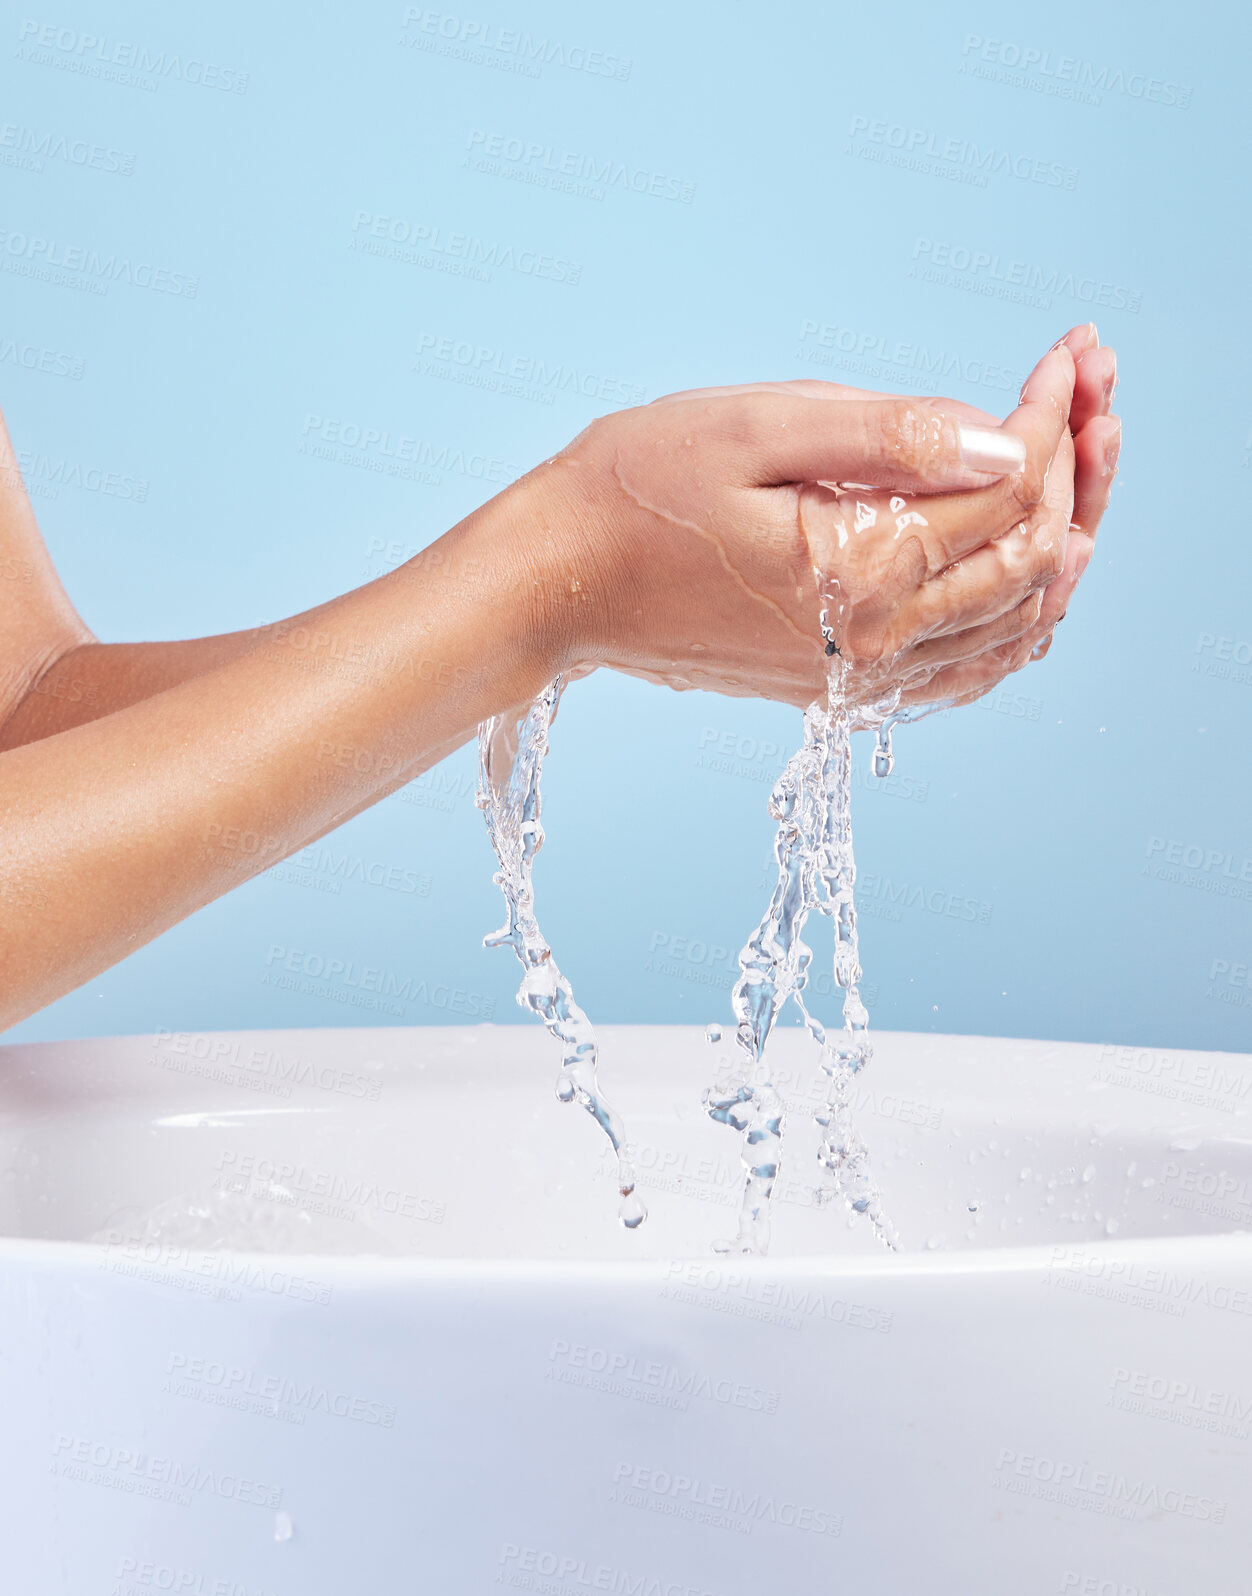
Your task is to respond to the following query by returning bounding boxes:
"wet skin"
[0,325,1118,1027]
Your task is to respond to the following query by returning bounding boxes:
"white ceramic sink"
[2,1024,1250,1593]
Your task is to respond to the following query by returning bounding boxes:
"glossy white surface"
[2,1025,1249,1593]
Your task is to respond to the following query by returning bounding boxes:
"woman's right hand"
[506,330,1118,714]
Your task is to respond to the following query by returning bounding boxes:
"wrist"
[391,471,587,720]
[476,454,616,683]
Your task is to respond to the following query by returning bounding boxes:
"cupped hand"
[893,321,1120,710]
[520,326,1117,713]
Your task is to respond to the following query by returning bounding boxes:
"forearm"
[0,483,557,1029]
[0,586,461,751]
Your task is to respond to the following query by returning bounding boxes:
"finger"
[1071,414,1121,539]
[926,505,1100,706]
[897,635,1028,711]
[1060,322,1099,362]
[985,344,1077,519]
[653,378,1001,428]
[895,590,1044,681]
[707,390,1030,493]
[1070,345,1117,435]
[652,378,874,405]
[906,521,1065,642]
[877,344,1079,551]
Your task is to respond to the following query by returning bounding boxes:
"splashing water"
[703,663,905,1254]
[477,677,646,1230]
[703,476,953,1256]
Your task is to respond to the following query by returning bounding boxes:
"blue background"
[4,0,1249,1051]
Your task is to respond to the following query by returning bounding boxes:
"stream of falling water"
[477,677,646,1230]
[477,668,934,1252]
[702,668,930,1255]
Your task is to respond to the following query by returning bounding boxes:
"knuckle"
[1032,534,1066,587]
[1009,459,1047,513]
[1007,592,1044,637]
[720,394,761,448]
[867,398,937,475]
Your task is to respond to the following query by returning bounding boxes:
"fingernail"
[1101,352,1118,408]
[1102,419,1122,476]
[1075,547,1092,580]
[958,425,1027,475]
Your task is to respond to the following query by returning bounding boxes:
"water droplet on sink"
[274,1512,294,1542]
[706,1024,722,1044]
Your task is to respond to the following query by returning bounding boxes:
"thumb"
[732,345,1075,493]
